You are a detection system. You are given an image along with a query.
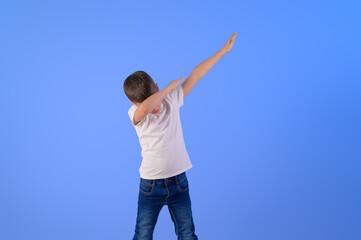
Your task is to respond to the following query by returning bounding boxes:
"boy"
[124,32,237,240]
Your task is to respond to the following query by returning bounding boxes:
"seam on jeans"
[168,206,179,237]
[177,176,189,192]
[140,178,156,187]
[139,182,154,195]
[176,172,185,183]
[177,183,189,193]
[165,179,170,201]
[178,177,186,183]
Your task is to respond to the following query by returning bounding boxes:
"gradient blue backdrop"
[1,1,360,239]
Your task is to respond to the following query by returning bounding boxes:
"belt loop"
[175,174,179,184]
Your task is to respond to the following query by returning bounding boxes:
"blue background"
[1,1,360,239]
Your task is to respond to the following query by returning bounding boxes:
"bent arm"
[140,86,172,114]
[133,87,171,125]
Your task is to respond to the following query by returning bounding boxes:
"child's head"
[123,71,161,112]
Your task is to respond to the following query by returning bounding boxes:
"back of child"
[124,32,237,240]
[127,75,193,180]
[124,71,198,240]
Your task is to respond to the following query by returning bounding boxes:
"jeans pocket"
[139,180,154,195]
[177,177,189,192]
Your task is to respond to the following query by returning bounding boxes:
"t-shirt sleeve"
[128,106,146,126]
[167,85,184,107]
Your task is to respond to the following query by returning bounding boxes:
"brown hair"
[123,71,157,104]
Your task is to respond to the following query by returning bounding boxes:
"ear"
[156,83,159,91]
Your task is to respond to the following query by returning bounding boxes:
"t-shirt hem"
[140,164,193,180]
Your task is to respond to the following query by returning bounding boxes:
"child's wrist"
[219,48,227,55]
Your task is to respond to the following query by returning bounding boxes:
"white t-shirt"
[128,85,193,180]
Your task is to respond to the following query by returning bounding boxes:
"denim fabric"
[133,171,198,240]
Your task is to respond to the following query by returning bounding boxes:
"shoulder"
[128,105,136,116]
[128,105,146,126]
[166,85,184,107]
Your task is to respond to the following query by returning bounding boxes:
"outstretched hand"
[221,32,237,54]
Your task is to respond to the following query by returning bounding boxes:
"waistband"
[140,171,187,186]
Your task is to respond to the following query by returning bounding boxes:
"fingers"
[229,32,236,44]
[227,32,237,44]
[230,32,237,39]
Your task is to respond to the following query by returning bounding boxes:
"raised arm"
[182,32,237,98]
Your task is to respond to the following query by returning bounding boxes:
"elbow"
[191,69,204,79]
[138,103,149,116]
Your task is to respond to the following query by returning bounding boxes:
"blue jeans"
[133,171,198,240]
